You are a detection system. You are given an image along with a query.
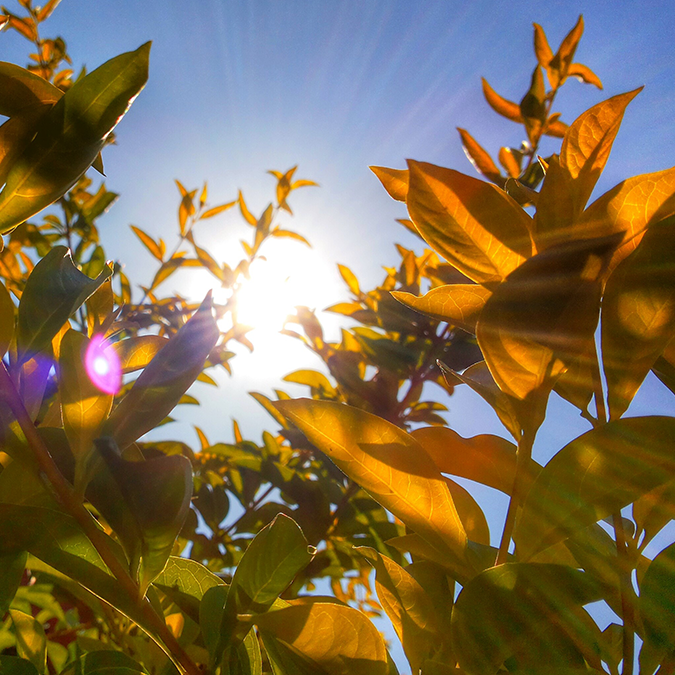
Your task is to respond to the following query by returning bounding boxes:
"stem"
[496,428,535,565]
[613,513,635,675]
[0,362,200,675]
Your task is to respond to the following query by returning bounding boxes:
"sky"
[3,0,675,670]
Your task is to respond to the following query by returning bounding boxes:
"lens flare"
[85,334,121,394]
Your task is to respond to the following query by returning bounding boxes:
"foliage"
[0,5,674,675]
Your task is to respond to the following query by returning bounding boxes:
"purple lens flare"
[85,334,121,395]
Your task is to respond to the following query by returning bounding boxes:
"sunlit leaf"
[0,44,150,234]
[9,609,46,674]
[270,228,311,246]
[602,214,675,419]
[392,284,491,333]
[406,160,532,284]
[567,63,603,89]
[551,15,584,84]
[201,200,236,219]
[457,128,503,186]
[476,235,618,400]
[131,225,163,261]
[533,23,553,73]
[111,335,169,374]
[104,294,219,449]
[275,399,468,567]
[358,547,442,673]
[451,563,602,675]
[255,602,389,675]
[498,147,522,179]
[481,78,523,123]
[514,416,675,560]
[17,246,112,363]
[443,478,490,546]
[370,166,408,202]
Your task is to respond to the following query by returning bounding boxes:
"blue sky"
[3,1,675,669]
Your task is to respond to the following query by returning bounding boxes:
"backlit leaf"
[17,246,112,363]
[9,610,46,674]
[111,335,169,374]
[567,63,603,89]
[70,650,149,675]
[254,602,389,675]
[0,62,62,117]
[444,478,490,546]
[275,399,468,567]
[370,166,408,202]
[457,128,503,186]
[406,160,532,284]
[602,214,675,419]
[514,416,675,560]
[201,200,236,219]
[533,23,553,72]
[104,294,219,449]
[451,563,602,675]
[476,235,618,400]
[392,284,491,333]
[0,44,150,234]
[131,225,163,261]
[358,547,442,673]
[481,78,523,123]
[59,330,113,490]
[0,279,15,358]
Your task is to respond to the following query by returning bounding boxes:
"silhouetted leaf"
[0,656,39,675]
[17,246,112,363]
[104,294,219,449]
[514,417,675,560]
[0,280,14,358]
[406,160,532,284]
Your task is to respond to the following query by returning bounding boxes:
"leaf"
[520,66,547,142]
[370,166,408,202]
[451,563,602,675]
[259,632,320,675]
[275,399,468,567]
[229,628,263,675]
[602,214,675,419]
[201,200,236,219]
[104,294,219,449]
[0,44,150,234]
[238,190,257,226]
[254,602,389,675]
[411,426,524,495]
[70,650,149,675]
[337,264,360,296]
[392,284,490,333]
[111,335,169,374]
[456,128,503,185]
[93,438,193,594]
[0,62,62,117]
[533,23,554,71]
[0,551,26,615]
[270,228,311,246]
[131,225,163,261]
[640,541,675,668]
[0,656,39,675]
[59,330,113,491]
[481,78,523,123]
[17,246,112,363]
[513,416,675,560]
[358,547,442,673]
[567,63,603,89]
[9,610,46,675]
[552,16,584,83]
[0,280,15,358]
[498,147,522,179]
[476,234,618,400]
[579,167,675,272]
[406,160,532,284]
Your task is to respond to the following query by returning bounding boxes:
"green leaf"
[259,631,320,675]
[358,547,442,673]
[228,628,263,675]
[254,602,389,675]
[0,551,26,615]
[406,160,532,284]
[104,294,219,449]
[68,650,149,674]
[640,541,675,670]
[514,416,675,560]
[0,280,15,359]
[93,438,193,595]
[476,234,618,401]
[451,564,602,675]
[9,609,47,674]
[391,284,491,333]
[0,656,39,675]
[200,585,229,659]
[17,246,112,363]
[0,44,150,234]
[59,330,113,491]
[0,62,62,117]
[602,214,675,419]
[275,399,468,568]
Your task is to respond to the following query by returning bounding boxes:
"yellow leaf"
[112,335,168,374]
[533,23,553,76]
[131,225,163,260]
[568,62,603,89]
[0,280,15,359]
[255,602,389,675]
[579,167,675,271]
[444,477,490,546]
[337,264,360,296]
[602,215,675,420]
[481,78,523,123]
[392,284,491,333]
[238,190,257,226]
[270,228,311,246]
[543,116,568,138]
[370,165,409,202]
[477,235,618,401]
[498,147,521,179]
[291,178,319,189]
[552,15,584,82]
[457,128,503,186]
[406,160,532,284]
[200,200,236,219]
[275,399,468,565]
